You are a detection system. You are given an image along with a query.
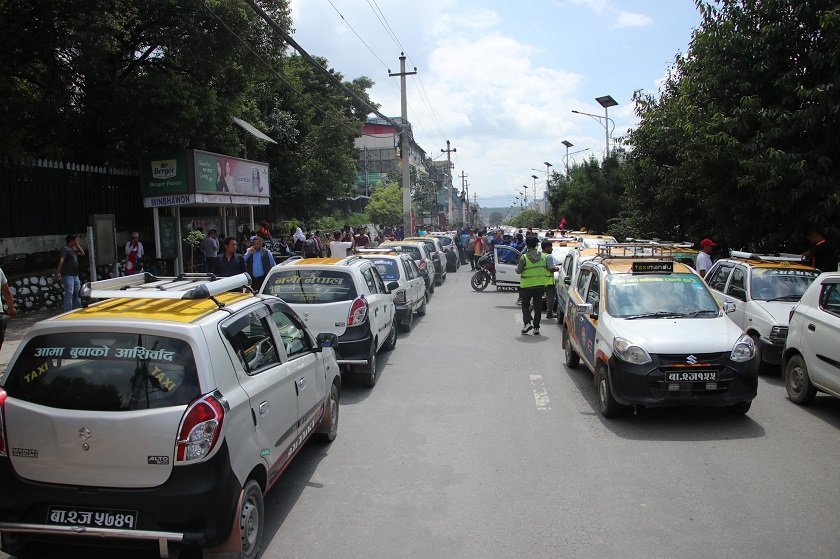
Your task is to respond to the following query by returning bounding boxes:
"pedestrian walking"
[516,236,552,335]
[472,231,485,270]
[696,238,716,279]
[215,237,246,277]
[292,226,306,254]
[244,236,276,292]
[466,229,477,270]
[542,240,561,320]
[56,234,85,311]
[124,231,144,275]
[1,265,17,350]
[201,228,219,272]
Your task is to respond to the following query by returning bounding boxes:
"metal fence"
[0,156,144,238]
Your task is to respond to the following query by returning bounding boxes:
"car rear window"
[369,258,401,281]
[386,245,421,260]
[264,269,358,303]
[436,237,452,246]
[3,333,199,411]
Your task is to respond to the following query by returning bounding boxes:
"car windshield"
[581,237,617,249]
[435,237,452,246]
[264,269,357,304]
[606,273,720,318]
[3,333,199,411]
[368,258,400,281]
[384,244,421,260]
[750,268,818,301]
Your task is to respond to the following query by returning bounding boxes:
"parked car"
[563,245,757,417]
[358,249,427,332]
[782,272,840,404]
[556,247,600,320]
[706,251,819,372]
[404,237,447,285]
[380,241,436,296]
[0,273,341,558]
[427,232,460,272]
[261,256,397,387]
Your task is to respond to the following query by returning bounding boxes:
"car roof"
[288,257,347,266]
[720,257,816,271]
[55,292,254,324]
[600,259,694,275]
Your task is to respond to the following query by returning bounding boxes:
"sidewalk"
[1,310,62,373]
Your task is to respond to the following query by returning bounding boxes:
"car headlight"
[730,333,756,362]
[613,337,652,365]
[768,325,788,344]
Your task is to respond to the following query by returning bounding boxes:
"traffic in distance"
[1,229,838,558]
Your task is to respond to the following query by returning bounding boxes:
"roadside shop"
[141,149,270,274]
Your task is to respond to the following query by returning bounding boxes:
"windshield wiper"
[625,311,687,320]
[687,309,720,317]
[765,295,800,302]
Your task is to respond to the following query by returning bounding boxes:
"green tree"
[548,156,625,234]
[623,0,840,250]
[509,209,547,229]
[489,211,504,225]
[366,183,403,225]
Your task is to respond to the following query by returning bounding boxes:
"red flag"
[559,215,567,230]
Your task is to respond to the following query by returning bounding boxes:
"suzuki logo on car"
[79,427,93,441]
[686,355,698,365]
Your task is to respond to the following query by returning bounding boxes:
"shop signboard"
[141,153,190,196]
[193,150,270,198]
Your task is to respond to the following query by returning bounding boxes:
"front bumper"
[758,337,783,365]
[335,322,374,364]
[607,352,758,408]
[0,441,241,553]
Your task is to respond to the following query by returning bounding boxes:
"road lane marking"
[530,374,551,411]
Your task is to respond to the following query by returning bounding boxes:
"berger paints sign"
[141,153,189,196]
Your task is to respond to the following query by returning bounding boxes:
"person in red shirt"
[803,227,838,271]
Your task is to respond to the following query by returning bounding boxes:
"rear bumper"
[0,442,241,550]
[607,355,758,408]
[336,322,374,364]
[758,337,783,365]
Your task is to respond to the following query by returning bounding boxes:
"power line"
[326,0,390,72]
[365,0,406,53]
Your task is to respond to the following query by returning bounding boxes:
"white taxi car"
[706,252,819,372]
[562,245,758,417]
[0,273,341,558]
[556,247,599,322]
[357,249,427,332]
[782,272,840,404]
[261,256,397,387]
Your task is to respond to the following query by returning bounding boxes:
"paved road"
[3,267,840,558]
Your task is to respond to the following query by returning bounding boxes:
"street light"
[521,185,528,206]
[572,94,618,158]
[544,162,552,193]
[562,140,574,177]
[531,175,538,204]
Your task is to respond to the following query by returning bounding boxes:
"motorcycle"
[471,253,496,291]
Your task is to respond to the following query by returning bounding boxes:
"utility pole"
[363,146,369,197]
[441,140,456,226]
[389,53,417,236]
[459,171,468,225]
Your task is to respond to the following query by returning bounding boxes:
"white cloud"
[614,11,653,28]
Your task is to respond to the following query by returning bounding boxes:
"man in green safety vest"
[516,236,553,335]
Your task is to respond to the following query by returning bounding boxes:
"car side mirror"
[386,281,400,293]
[316,333,338,349]
[723,301,736,314]
[564,277,572,286]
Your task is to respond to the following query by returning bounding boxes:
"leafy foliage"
[508,209,548,229]
[547,157,625,234]
[366,183,404,226]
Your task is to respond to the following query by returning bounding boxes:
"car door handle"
[258,401,270,416]
[296,376,307,391]
[808,323,816,332]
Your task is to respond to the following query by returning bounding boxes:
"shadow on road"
[337,346,396,406]
[785,394,840,429]
[565,364,767,441]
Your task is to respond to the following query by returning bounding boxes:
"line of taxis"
[494,231,833,417]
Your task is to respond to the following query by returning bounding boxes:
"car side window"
[402,259,414,280]
[226,316,281,375]
[361,266,379,294]
[563,255,574,281]
[371,265,387,293]
[586,271,600,307]
[708,263,734,292]
[726,266,748,301]
[576,268,592,297]
[819,283,840,318]
[271,309,313,358]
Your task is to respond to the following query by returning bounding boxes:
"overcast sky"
[288,0,702,207]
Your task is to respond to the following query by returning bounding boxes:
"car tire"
[785,354,817,405]
[362,342,378,388]
[315,382,340,442]
[398,311,413,332]
[429,281,435,294]
[417,298,427,316]
[447,258,456,273]
[0,533,33,558]
[595,365,624,418]
[383,322,398,350]
[239,480,264,559]
[726,401,752,415]
[563,327,580,369]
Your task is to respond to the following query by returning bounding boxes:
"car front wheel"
[563,327,579,369]
[785,354,817,404]
[596,365,624,418]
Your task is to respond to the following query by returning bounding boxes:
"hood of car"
[610,315,742,354]
[749,300,797,325]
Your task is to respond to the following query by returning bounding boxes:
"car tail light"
[418,259,427,270]
[393,289,406,304]
[175,392,226,463]
[0,389,8,457]
[347,296,369,326]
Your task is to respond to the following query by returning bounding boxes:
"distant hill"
[481,206,521,223]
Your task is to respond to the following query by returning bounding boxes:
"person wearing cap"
[244,236,276,291]
[696,238,717,279]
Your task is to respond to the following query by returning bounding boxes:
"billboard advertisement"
[194,150,270,198]
[141,153,190,196]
